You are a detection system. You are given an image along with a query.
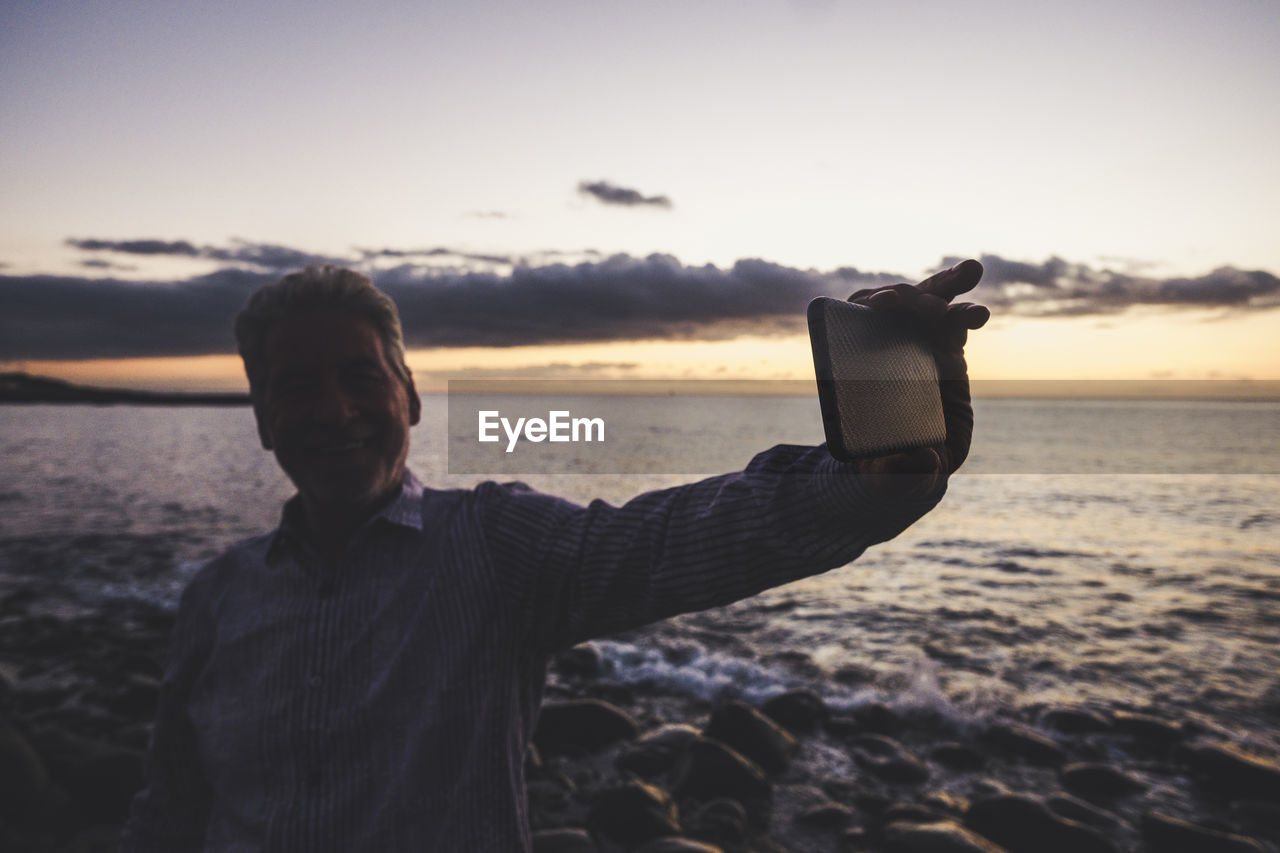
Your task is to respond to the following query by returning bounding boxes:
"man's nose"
[312,375,357,423]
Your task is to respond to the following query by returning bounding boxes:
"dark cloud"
[358,247,515,266]
[67,237,341,270]
[943,254,1075,288]
[71,236,518,271]
[80,259,136,271]
[578,180,673,209]
[68,238,201,256]
[373,253,842,347]
[1155,268,1280,305]
[0,268,273,360]
[0,252,857,360]
[203,241,340,269]
[5,242,1277,361]
[937,254,1280,316]
[830,266,912,293]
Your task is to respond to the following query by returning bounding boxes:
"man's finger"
[885,447,942,475]
[865,289,901,309]
[857,448,944,499]
[946,302,991,330]
[914,292,948,323]
[864,286,949,324]
[917,259,984,302]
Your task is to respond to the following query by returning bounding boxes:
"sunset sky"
[2,0,1278,391]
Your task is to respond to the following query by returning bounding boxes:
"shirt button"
[318,580,334,599]
[308,674,323,688]
[308,769,321,788]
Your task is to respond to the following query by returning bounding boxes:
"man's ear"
[406,376,422,426]
[253,403,274,450]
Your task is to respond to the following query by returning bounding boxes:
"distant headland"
[0,372,250,406]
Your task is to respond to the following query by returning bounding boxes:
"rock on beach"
[1041,707,1113,735]
[674,736,771,804]
[1059,762,1146,801]
[1140,810,1267,853]
[964,793,1120,853]
[617,724,701,778]
[981,723,1067,767]
[759,688,828,735]
[534,698,642,757]
[882,819,1010,853]
[1182,741,1280,801]
[702,700,798,777]
[586,781,681,847]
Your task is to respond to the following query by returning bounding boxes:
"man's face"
[254,310,421,521]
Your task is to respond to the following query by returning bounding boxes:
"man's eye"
[344,370,386,388]
[273,378,319,398]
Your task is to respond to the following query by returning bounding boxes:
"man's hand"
[846,258,990,500]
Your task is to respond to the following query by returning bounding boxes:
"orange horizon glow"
[7,302,1279,399]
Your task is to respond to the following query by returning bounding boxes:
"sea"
[1,394,1278,757]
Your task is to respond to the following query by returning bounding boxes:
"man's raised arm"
[483,260,990,651]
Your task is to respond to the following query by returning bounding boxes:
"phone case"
[807,296,946,461]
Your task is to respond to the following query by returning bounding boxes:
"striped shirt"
[120,444,940,851]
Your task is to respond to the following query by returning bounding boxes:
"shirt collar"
[267,469,425,561]
[381,469,426,531]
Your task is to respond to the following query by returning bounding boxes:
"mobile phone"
[807,296,945,461]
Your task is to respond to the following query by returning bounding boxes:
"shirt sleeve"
[479,443,944,652]
[118,571,214,853]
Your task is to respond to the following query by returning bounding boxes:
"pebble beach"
[2,579,1278,852]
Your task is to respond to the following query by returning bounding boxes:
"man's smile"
[306,436,376,455]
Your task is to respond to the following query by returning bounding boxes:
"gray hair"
[235,265,413,403]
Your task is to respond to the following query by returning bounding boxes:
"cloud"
[955,255,1074,288]
[67,237,342,270]
[578,180,673,209]
[374,253,842,347]
[357,246,516,266]
[80,259,136,271]
[4,241,1278,361]
[71,236,519,270]
[203,241,340,269]
[0,252,858,360]
[67,238,202,256]
[0,267,274,360]
[829,266,915,294]
[938,254,1280,316]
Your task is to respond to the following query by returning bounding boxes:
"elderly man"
[120,261,988,851]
